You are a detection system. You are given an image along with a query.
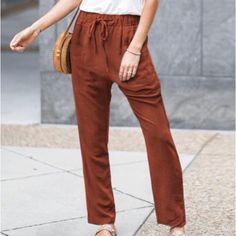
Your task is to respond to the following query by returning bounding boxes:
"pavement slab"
[1,143,194,236]
[1,170,152,232]
[1,144,161,236]
[2,207,153,236]
[1,149,59,181]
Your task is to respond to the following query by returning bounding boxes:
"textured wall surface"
[39,0,235,130]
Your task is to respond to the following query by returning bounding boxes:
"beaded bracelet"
[126,49,141,56]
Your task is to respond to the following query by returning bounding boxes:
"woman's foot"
[95,224,117,236]
[169,226,187,236]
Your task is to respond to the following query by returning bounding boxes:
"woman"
[10,0,188,235]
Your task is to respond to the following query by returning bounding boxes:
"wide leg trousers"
[70,10,186,228]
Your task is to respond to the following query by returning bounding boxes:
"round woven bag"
[52,6,80,74]
[52,31,73,74]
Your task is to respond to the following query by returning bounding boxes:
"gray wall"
[39,0,235,130]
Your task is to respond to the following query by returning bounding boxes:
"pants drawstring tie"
[88,18,115,73]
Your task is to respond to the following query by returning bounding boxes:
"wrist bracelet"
[126,49,141,56]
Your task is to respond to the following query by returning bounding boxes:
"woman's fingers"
[119,60,140,81]
[119,50,141,81]
[14,46,25,52]
[126,65,134,81]
[119,64,129,81]
[10,35,21,48]
[130,65,137,78]
[10,34,24,51]
[123,65,131,81]
[9,26,39,52]
[119,64,135,81]
[119,64,125,80]
[10,41,25,52]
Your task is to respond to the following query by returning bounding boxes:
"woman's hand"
[118,0,160,81]
[9,0,82,53]
[119,49,141,81]
[9,25,41,52]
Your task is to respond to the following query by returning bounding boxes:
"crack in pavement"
[1,232,10,236]
[134,208,155,236]
[183,132,219,173]
[2,147,148,182]
[2,148,84,180]
[113,187,154,205]
[1,170,65,182]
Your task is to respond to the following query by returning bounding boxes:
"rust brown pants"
[70,10,186,228]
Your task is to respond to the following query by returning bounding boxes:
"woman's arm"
[128,0,159,53]
[119,0,160,81]
[10,0,82,52]
[30,0,82,32]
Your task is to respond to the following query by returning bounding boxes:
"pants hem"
[156,219,186,229]
[87,217,116,225]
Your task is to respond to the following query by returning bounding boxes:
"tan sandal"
[95,224,117,236]
[169,227,187,236]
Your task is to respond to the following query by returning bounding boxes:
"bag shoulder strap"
[65,5,80,34]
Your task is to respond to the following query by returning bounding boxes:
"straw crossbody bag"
[52,6,80,74]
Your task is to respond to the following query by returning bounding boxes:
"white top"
[80,0,145,16]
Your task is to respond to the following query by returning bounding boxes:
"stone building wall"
[39,0,235,130]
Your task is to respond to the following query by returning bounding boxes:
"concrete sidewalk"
[1,125,235,235]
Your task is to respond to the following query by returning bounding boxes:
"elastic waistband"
[77,10,140,26]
